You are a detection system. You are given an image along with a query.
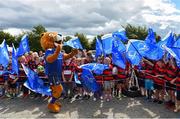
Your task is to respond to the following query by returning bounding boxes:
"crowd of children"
[0,49,179,113]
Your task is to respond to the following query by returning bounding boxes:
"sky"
[1,0,180,39]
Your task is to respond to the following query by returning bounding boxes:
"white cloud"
[3,28,29,36]
[0,0,179,37]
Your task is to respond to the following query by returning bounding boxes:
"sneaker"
[22,94,28,98]
[153,99,158,103]
[75,95,82,100]
[63,96,68,100]
[6,94,11,98]
[158,100,163,104]
[17,93,23,98]
[93,98,97,101]
[83,95,90,100]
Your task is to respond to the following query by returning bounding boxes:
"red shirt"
[152,62,166,85]
[117,67,127,79]
[103,64,114,81]
[165,63,178,81]
[62,60,75,79]
[175,70,180,90]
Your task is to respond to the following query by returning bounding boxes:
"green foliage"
[0,31,15,47]
[28,25,47,51]
[90,37,96,50]
[124,24,148,40]
[90,35,102,50]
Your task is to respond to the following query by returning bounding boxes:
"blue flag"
[126,40,145,65]
[112,38,126,69]
[157,32,175,50]
[95,37,103,58]
[173,36,180,48]
[164,46,180,61]
[145,28,156,44]
[74,72,81,84]
[11,44,19,75]
[63,37,83,49]
[80,68,99,92]
[80,63,109,75]
[112,28,128,42]
[145,44,163,60]
[22,64,51,96]
[16,35,30,57]
[102,34,114,55]
[0,40,9,68]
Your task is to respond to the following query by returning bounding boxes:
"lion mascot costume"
[40,32,78,113]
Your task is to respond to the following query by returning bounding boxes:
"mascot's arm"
[63,49,78,60]
[46,45,61,63]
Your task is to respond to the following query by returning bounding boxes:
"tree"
[124,24,148,40]
[90,35,102,50]
[124,24,160,42]
[0,31,15,46]
[29,25,47,51]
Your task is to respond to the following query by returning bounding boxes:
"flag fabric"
[11,44,19,75]
[80,63,109,75]
[95,37,103,58]
[112,28,128,42]
[126,40,146,65]
[173,36,180,48]
[0,40,9,68]
[74,72,81,84]
[63,37,83,49]
[22,64,51,96]
[164,46,180,61]
[112,38,126,69]
[16,35,30,57]
[145,44,163,60]
[80,68,100,92]
[157,32,174,50]
[102,34,114,55]
[145,28,156,44]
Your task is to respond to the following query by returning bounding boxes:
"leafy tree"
[0,31,15,46]
[28,25,47,51]
[90,35,102,50]
[124,24,148,40]
[123,24,160,42]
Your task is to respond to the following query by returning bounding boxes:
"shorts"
[176,90,180,100]
[165,82,176,91]
[154,83,163,90]
[145,79,154,90]
[138,78,145,88]
[104,81,111,90]
[48,74,62,86]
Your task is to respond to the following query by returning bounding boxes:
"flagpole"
[129,40,143,58]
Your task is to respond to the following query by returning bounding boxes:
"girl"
[103,57,113,102]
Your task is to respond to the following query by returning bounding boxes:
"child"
[103,57,113,102]
[62,58,75,100]
[8,73,18,98]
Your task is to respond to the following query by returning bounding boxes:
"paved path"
[0,97,179,118]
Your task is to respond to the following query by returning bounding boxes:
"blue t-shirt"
[45,49,63,76]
